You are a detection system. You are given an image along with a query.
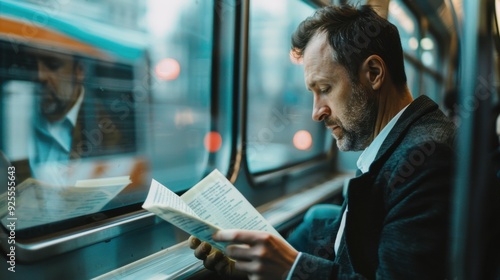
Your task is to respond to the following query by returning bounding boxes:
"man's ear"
[360,55,385,90]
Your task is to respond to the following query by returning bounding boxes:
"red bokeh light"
[155,58,180,80]
[293,130,312,150]
[204,131,222,153]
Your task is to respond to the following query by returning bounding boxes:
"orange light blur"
[293,130,312,150]
[0,16,104,58]
[155,58,180,80]
[204,131,222,153]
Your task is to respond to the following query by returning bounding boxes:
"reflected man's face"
[34,51,84,122]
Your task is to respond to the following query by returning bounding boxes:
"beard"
[37,83,80,122]
[41,91,64,116]
[327,82,378,151]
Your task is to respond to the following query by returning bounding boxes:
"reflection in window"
[246,0,329,173]
[0,42,140,230]
[0,0,213,231]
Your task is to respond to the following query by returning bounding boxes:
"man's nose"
[312,102,330,122]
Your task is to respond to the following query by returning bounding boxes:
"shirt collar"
[356,104,409,173]
[42,89,84,153]
[66,89,84,127]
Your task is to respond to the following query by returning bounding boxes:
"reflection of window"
[0,0,213,233]
[246,0,329,173]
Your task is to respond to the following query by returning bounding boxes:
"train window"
[388,0,445,103]
[404,59,420,97]
[0,0,213,234]
[388,0,420,57]
[420,31,442,103]
[145,0,213,192]
[422,72,441,105]
[246,0,329,173]
[420,32,439,71]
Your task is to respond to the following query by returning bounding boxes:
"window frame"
[240,0,337,189]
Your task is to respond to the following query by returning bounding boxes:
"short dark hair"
[291,5,407,89]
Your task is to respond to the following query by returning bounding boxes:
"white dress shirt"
[30,91,84,178]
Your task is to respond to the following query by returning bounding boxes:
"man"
[30,49,85,171]
[189,5,456,279]
[27,48,124,182]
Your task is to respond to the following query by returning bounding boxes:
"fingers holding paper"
[188,235,246,279]
[213,229,299,280]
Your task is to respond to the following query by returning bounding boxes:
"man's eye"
[320,87,330,94]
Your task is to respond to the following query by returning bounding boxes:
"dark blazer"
[290,96,456,279]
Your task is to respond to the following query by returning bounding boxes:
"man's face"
[34,51,83,122]
[303,33,377,151]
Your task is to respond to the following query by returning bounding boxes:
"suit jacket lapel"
[372,95,438,171]
[335,173,381,276]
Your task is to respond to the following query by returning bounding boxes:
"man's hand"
[189,230,299,280]
[188,236,246,279]
[218,230,298,280]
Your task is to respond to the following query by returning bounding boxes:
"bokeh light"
[408,37,419,50]
[155,58,180,80]
[204,131,222,153]
[420,37,434,50]
[293,130,312,150]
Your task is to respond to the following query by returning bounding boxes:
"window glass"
[389,1,443,102]
[404,59,419,98]
[420,32,439,71]
[422,73,441,105]
[388,0,420,57]
[247,0,328,173]
[0,0,213,232]
[145,0,213,192]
